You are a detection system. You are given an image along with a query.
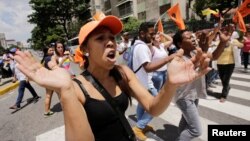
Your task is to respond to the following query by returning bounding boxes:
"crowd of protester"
[5,11,250,141]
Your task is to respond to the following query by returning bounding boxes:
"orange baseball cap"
[78,15,123,46]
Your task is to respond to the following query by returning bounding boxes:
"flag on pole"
[233,11,246,33]
[157,19,164,33]
[167,3,186,30]
[202,8,219,17]
[157,18,165,41]
[237,0,250,18]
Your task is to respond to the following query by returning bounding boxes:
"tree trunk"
[63,19,69,40]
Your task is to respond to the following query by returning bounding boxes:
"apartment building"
[89,0,191,22]
[90,0,136,20]
[6,39,17,48]
[0,33,7,49]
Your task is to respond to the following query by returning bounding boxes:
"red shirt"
[243,39,250,52]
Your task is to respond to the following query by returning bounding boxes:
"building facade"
[0,33,7,49]
[89,0,192,22]
[6,39,17,48]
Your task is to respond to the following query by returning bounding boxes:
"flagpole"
[154,12,167,30]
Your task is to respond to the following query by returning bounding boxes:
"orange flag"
[157,19,164,33]
[167,3,186,30]
[237,0,250,18]
[74,46,85,68]
[157,19,165,41]
[233,11,246,33]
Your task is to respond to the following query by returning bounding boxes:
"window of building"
[138,11,146,20]
[118,2,132,17]
[159,3,170,16]
[104,0,111,10]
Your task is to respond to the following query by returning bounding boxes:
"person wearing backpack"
[131,22,175,140]
[117,32,132,65]
[13,14,211,141]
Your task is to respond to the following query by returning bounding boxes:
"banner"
[233,11,246,32]
[202,8,219,17]
[167,3,186,30]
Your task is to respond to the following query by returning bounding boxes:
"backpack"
[124,42,143,73]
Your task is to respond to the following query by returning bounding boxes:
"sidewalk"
[0,78,19,96]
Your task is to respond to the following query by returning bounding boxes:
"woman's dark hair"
[41,46,53,64]
[110,66,132,105]
[80,36,89,69]
[54,41,65,56]
[173,30,187,49]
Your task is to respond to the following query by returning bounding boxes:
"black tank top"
[83,91,130,141]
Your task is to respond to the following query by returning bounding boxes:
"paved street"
[0,63,249,141]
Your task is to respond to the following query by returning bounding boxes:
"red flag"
[167,3,186,30]
[233,0,250,22]
[233,11,246,33]
[157,19,165,41]
[157,19,164,33]
[238,0,250,18]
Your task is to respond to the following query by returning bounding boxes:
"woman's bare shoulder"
[72,75,89,104]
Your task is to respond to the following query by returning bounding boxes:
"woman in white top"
[151,32,175,91]
[54,42,75,77]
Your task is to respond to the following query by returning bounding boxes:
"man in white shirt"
[116,32,131,65]
[9,49,41,110]
[132,22,174,140]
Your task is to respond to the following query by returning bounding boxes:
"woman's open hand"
[14,51,72,92]
[167,48,211,86]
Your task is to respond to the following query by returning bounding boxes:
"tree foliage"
[193,0,238,19]
[123,17,141,34]
[0,45,5,55]
[28,0,90,49]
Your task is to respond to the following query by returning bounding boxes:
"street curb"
[0,82,19,96]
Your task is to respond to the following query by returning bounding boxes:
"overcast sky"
[0,0,34,45]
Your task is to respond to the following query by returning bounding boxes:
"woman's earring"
[84,52,89,57]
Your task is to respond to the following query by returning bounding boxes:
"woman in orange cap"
[13,13,211,141]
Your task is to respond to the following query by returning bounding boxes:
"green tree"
[193,0,238,19]
[29,26,46,50]
[28,0,91,49]
[0,45,5,55]
[193,0,207,20]
[123,17,141,34]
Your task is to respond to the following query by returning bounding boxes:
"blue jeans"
[175,99,202,141]
[152,71,167,92]
[136,87,158,129]
[16,80,39,107]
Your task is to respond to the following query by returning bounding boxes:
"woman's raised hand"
[167,48,211,86]
[14,51,72,92]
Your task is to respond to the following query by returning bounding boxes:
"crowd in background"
[3,13,250,141]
